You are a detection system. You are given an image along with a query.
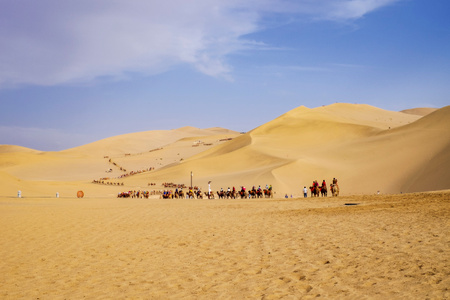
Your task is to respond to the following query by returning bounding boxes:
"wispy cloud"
[0,0,400,87]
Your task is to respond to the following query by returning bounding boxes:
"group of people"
[117,190,152,198]
[303,178,339,197]
[158,184,274,199]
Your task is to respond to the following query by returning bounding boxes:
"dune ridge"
[0,104,449,197]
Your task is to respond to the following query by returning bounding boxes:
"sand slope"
[127,104,449,195]
[0,127,239,197]
[1,104,449,197]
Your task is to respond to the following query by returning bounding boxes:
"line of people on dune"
[159,184,273,199]
[117,190,154,198]
[303,178,339,197]
[214,185,273,199]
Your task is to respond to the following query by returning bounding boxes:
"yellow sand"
[1,104,449,198]
[1,104,450,298]
[0,191,448,299]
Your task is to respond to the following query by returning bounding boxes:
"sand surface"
[1,191,448,299]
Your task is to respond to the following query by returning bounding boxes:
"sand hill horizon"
[1,103,449,198]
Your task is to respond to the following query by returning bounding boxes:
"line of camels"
[161,188,273,199]
[310,179,340,197]
[117,179,339,199]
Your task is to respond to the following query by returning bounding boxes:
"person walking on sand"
[303,186,307,198]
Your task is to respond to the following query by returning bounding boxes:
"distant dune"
[1,104,449,198]
[401,107,438,116]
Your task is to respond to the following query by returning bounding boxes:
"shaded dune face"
[0,104,449,197]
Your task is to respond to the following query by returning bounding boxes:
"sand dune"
[125,104,449,195]
[1,104,449,198]
[401,107,438,116]
[0,127,240,197]
[1,103,449,299]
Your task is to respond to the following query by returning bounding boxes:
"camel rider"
[269,185,272,191]
[322,180,326,188]
[258,185,261,191]
[233,186,236,192]
[221,188,223,192]
[227,187,231,192]
[333,178,338,185]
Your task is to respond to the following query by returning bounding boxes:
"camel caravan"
[117,180,340,200]
[117,190,156,198]
[309,178,340,197]
[160,184,274,200]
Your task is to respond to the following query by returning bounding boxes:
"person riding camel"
[322,180,326,188]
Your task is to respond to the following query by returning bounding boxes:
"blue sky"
[1,0,449,151]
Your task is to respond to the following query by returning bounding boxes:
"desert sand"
[0,191,449,299]
[1,103,449,298]
[1,103,449,198]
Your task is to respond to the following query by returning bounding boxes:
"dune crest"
[0,104,448,197]
[401,107,438,116]
[0,145,40,153]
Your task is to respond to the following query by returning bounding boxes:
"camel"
[204,192,215,199]
[310,186,320,197]
[217,190,226,199]
[256,189,264,198]
[331,184,339,197]
[263,189,273,198]
[226,190,236,199]
[161,192,173,199]
[175,190,184,199]
[239,190,248,199]
[320,185,327,197]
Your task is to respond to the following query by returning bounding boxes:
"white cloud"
[324,0,402,20]
[0,0,400,87]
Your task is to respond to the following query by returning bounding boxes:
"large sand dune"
[1,103,449,299]
[120,104,450,196]
[0,103,449,197]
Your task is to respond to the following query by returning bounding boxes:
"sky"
[0,0,449,151]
